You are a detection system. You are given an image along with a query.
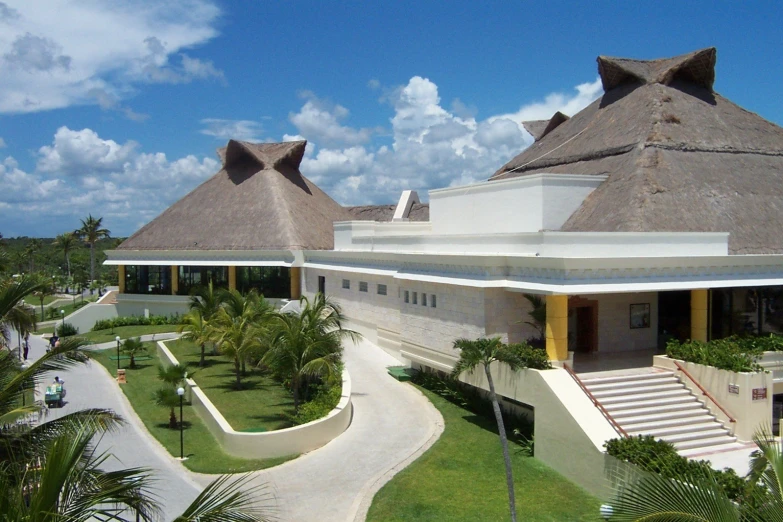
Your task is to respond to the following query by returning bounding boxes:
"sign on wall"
[728,384,739,395]
[752,388,768,401]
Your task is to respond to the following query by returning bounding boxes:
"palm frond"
[174,474,277,522]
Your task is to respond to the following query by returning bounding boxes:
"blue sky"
[1,0,782,238]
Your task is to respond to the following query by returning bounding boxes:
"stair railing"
[673,361,736,424]
[563,363,628,438]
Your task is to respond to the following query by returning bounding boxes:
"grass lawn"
[165,339,296,432]
[25,294,59,306]
[90,347,297,474]
[76,325,182,344]
[34,326,55,335]
[367,386,603,522]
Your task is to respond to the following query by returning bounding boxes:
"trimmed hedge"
[290,384,342,425]
[92,314,183,331]
[56,323,79,337]
[605,435,753,503]
[664,334,783,372]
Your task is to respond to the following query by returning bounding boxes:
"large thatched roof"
[492,47,783,254]
[118,140,352,251]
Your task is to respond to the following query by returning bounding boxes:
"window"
[377,284,387,296]
[422,293,427,306]
[431,294,437,308]
[404,290,409,303]
[318,276,325,294]
[177,266,226,295]
[342,279,350,290]
[236,266,289,297]
[359,281,368,292]
[412,292,418,305]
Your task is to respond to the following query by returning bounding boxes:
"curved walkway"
[28,333,444,521]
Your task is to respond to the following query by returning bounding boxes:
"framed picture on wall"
[630,303,651,329]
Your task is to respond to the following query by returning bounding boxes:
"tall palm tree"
[23,238,42,273]
[53,231,79,279]
[155,364,189,429]
[32,273,56,322]
[263,293,359,411]
[0,276,41,350]
[188,281,227,356]
[179,309,212,367]
[76,214,110,283]
[451,337,527,522]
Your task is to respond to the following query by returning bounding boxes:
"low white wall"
[654,355,772,441]
[116,294,190,318]
[157,341,353,459]
[63,302,119,334]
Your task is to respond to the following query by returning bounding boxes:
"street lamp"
[60,309,65,333]
[20,362,29,407]
[115,336,121,371]
[177,386,185,459]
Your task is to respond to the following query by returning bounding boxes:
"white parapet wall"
[61,302,119,334]
[654,355,773,441]
[157,341,353,459]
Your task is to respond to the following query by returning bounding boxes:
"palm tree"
[451,337,528,522]
[210,290,270,388]
[32,273,55,321]
[0,276,41,350]
[155,363,188,429]
[53,232,79,279]
[522,294,546,343]
[76,214,110,283]
[121,337,148,369]
[188,281,227,355]
[179,309,212,367]
[23,238,42,273]
[263,293,359,411]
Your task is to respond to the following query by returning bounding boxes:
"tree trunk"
[241,358,246,375]
[89,242,95,282]
[130,354,136,369]
[169,408,177,429]
[234,357,241,388]
[485,364,517,522]
[199,343,205,367]
[40,301,44,322]
[292,377,300,413]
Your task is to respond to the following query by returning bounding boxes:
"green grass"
[25,294,59,306]
[367,386,603,522]
[165,339,296,432]
[34,326,55,335]
[91,347,297,474]
[76,325,182,344]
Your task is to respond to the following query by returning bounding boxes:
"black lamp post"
[177,386,185,459]
[60,309,65,332]
[115,335,121,371]
[20,362,29,407]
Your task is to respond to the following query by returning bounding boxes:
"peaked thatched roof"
[522,112,570,142]
[492,47,783,255]
[118,140,353,251]
[344,203,430,222]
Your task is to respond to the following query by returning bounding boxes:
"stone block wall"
[580,292,659,352]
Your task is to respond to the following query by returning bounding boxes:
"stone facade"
[577,292,659,352]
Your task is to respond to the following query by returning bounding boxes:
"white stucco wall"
[116,294,190,318]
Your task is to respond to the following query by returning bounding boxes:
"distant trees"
[53,232,78,278]
[76,214,110,283]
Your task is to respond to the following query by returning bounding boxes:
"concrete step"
[631,422,725,439]
[601,390,694,407]
[678,442,748,459]
[610,401,705,420]
[580,371,674,386]
[624,414,717,433]
[672,434,738,452]
[591,382,686,399]
[661,428,732,445]
[585,376,680,393]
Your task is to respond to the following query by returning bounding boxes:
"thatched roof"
[344,203,430,221]
[492,47,783,255]
[118,140,353,251]
[522,112,570,142]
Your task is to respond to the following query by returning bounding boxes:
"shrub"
[507,342,552,370]
[290,384,342,425]
[92,314,183,332]
[56,323,79,337]
[666,337,763,372]
[605,435,751,503]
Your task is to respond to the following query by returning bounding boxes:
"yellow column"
[171,265,178,295]
[117,265,125,294]
[228,266,237,291]
[691,289,709,342]
[290,267,302,299]
[546,294,569,361]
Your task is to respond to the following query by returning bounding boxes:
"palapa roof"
[118,140,353,251]
[344,203,430,222]
[492,47,783,255]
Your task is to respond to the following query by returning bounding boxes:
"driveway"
[28,333,443,521]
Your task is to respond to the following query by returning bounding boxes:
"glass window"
[422,293,427,306]
[125,265,171,295]
[412,292,418,305]
[377,284,387,296]
[178,266,227,295]
[236,266,290,297]
[404,290,409,303]
[431,294,437,308]
[342,279,350,290]
[359,281,368,292]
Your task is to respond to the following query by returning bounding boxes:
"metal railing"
[673,361,736,423]
[563,363,628,438]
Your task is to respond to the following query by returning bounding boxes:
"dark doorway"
[318,276,325,294]
[658,290,691,343]
[568,297,598,353]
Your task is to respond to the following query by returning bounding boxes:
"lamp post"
[115,336,121,371]
[20,362,29,407]
[60,309,65,333]
[177,386,185,459]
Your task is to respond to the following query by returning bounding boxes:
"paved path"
[26,333,443,521]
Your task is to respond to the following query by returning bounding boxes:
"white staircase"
[581,370,744,458]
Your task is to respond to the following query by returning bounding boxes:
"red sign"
[752,388,768,401]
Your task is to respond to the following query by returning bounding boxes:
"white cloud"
[200,119,264,141]
[0,0,222,114]
[0,137,6,148]
[37,127,138,174]
[289,93,377,147]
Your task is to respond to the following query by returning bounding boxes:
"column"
[691,289,708,342]
[118,265,125,294]
[290,267,302,300]
[228,266,237,291]
[546,294,569,361]
[171,265,178,295]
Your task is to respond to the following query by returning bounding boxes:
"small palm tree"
[31,273,55,322]
[179,309,212,367]
[522,294,546,342]
[121,337,148,369]
[76,214,110,283]
[53,232,79,279]
[189,281,228,355]
[0,276,41,350]
[155,364,188,429]
[263,293,359,411]
[451,337,527,522]
[23,239,42,273]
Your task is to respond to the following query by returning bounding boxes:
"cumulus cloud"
[289,92,378,147]
[0,0,222,114]
[200,119,264,141]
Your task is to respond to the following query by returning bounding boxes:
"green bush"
[666,337,764,372]
[605,435,751,503]
[92,314,182,331]
[506,342,552,370]
[290,384,342,425]
[56,323,79,337]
